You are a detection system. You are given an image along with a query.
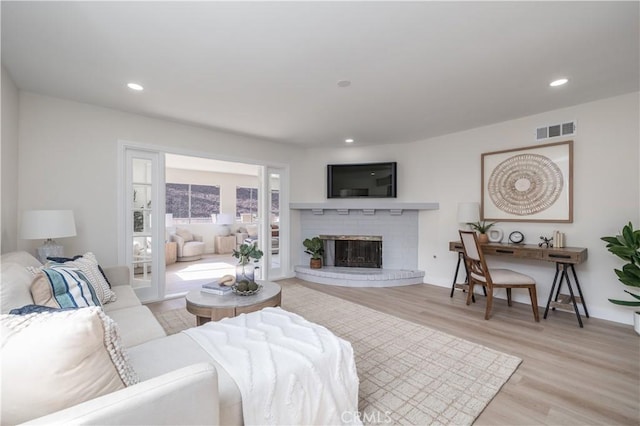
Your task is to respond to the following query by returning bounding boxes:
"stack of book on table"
[201,280,232,296]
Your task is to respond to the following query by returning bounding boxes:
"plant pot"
[310,258,322,269]
[477,233,489,244]
[634,311,640,336]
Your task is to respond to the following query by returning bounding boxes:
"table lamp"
[20,210,77,263]
[457,202,480,228]
[215,213,234,236]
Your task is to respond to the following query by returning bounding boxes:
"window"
[271,190,279,223]
[166,183,220,224]
[236,186,258,222]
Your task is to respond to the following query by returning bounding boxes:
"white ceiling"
[2,1,638,148]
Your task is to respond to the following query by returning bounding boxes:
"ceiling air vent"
[536,121,576,141]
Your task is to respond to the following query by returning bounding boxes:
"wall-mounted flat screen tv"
[327,162,397,198]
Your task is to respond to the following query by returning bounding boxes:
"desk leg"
[571,264,589,318]
[544,262,586,328]
[544,264,562,319]
[450,253,463,298]
[563,266,584,328]
[450,252,479,302]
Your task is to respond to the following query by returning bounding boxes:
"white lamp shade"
[215,213,234,225]
[457,202,480,224]
[20,210,77,240]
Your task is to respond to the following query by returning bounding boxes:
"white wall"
[1,67,20,253]
[291,92,640,324]
[17,92,303,265]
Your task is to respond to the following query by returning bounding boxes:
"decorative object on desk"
[553,230,565,248]
[487,228,504,243]
[508,231,525,244]
[303,236,325,269]
[232,281,262,296]
[20,210,77,263]
[539,235,553,248]
[481,140,573,223]
[601,222,640,335]
[468,221,497,244]
[201,280,233,296]
[232,243,263,283]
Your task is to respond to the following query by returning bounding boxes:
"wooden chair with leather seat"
[458,230,540,321]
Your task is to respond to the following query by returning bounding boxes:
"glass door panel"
[266,166,287,280]
[124,149,164,302]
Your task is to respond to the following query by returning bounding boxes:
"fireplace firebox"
[320,235,382,268]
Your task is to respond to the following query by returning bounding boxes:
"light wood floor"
[147,278,640,425]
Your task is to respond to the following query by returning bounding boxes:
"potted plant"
[303,236,324,269]
[232,243,263,284]
[601,222,640,335]
[469,221,497,244]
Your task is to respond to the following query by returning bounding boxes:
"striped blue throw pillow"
[31,266,101,309]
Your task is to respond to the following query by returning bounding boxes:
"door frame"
[118,140,290,299]
[118,141,166,302]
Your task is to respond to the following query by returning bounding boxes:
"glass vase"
[235,262,255,283]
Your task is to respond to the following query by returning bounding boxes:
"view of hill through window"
[166,183,220,223]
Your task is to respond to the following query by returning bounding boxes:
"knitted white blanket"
[183,307,361,425]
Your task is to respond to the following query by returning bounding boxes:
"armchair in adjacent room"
[171,228,206,262]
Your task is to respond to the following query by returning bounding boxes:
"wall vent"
[536,121,576,141]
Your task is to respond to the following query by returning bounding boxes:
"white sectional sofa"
[1,251,360,426]
[0,251,242,425]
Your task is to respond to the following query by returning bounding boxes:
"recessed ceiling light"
[549,78,568,87]
[337,80,351,88]
[345,138,354,143]
[127,82,144,91]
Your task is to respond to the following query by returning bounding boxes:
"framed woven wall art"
[481,140,573,223]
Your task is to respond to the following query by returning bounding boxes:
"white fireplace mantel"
[290,201,439,215]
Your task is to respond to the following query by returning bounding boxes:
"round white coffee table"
[185,281,282,326]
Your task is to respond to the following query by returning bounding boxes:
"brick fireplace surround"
[292,202,438,287]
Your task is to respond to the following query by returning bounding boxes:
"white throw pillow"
[0,262,36,314]
[246,224,258,238]
[176,228,194,242]
[0,307,138,424]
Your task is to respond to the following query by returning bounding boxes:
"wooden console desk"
[449,241,589,327]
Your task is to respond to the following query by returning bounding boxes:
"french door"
[264,166,287,280]
[121,147,165,302]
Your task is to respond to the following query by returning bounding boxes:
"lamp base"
[36,239,64,263]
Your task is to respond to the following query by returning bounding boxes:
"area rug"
[153,283,521,425]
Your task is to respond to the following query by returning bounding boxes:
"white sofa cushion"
[103,285,142,312]
[128,332,243,425]
[106,305,167,347]
[0,307,138,424]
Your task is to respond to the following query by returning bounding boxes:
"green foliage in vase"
[601,222,640,306]
[468,221,496,234]
[232,243,263,265]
